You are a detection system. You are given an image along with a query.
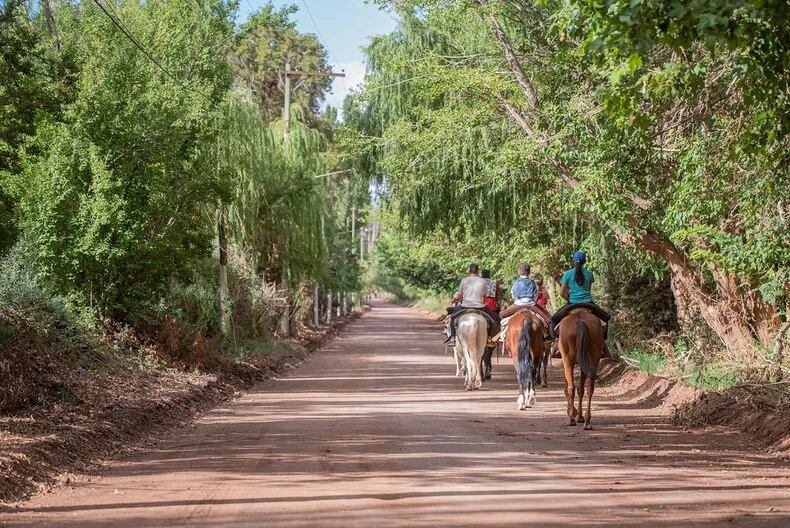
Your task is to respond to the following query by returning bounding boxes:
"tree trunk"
[42,0,61,48]
[218,208,230,336]
[278,269,290,337]
[545,275,560,312]
[709,265,780,347]
[627,231,758,356]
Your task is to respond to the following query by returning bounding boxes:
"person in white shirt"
[445,263,494,342]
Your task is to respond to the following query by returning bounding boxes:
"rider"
[481,269,500,313]
[511,263,537,306]
[534,274,549,310]
[445,263,489,342]
[550,251,610,340]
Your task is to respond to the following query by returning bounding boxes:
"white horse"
[455,312,489,391]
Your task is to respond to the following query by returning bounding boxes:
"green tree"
[229,2,332,122]
[6,0,233,318]
[348,0,788,367]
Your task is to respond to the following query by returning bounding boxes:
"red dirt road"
[2,302,789,527]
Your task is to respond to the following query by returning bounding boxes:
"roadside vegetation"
[341,0,789,391]
[0,1,373,500]
[0,0,371,403]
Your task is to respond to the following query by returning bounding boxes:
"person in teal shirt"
[550,251,610,339]
[561,256,595,304]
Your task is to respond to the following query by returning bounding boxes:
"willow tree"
[352,0,788,369]
[208,87,329,335]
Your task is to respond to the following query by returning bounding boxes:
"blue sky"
[238,1,399,110]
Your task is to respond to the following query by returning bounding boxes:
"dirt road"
[3,302,789,527]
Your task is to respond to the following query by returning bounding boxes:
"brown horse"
[503,311,546,410]
[558,308,604,429]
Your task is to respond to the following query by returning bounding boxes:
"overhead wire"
[300,0,345,107]
[91,0,181,83]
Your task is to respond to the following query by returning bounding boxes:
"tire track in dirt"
[2,301,789,527]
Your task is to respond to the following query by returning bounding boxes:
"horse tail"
[576,319,597,380]
[517,317,533,385]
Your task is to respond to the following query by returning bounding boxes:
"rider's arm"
[559,271,571,301]
[453,278,464,303]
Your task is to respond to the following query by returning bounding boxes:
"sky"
[238,1,399,111]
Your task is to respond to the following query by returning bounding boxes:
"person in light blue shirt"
[510,263,537,305]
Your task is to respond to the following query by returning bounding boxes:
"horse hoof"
[567,420,577,426]
[584,422,593,430]
[541,382,547,388]
[527,396,536,408]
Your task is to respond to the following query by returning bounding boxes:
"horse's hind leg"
[541,347,549,387]
[577,371,586,424]
[584,376,595,430]
[562,361,576,426]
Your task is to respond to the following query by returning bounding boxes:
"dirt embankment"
[0,308,360,505]
[597,360,790,456]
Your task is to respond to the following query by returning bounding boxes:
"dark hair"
[574,261,585,286]
[481,269,491,279]
[534,273,543,283]
[469,263,479,274]
[517,262,530,275]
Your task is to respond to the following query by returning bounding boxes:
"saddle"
[496,305,552,341]
[452,307,501,339]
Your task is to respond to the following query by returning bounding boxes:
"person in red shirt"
[534,274,549,310]
[481,269,500,313]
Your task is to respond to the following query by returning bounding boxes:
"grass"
[225,337,292,363]
[620,346,739,391]
[412,293,450,315]
[682,364,740,391]
[620,348,666,374]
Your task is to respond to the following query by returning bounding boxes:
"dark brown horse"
[503,311,546,410]
[558,308,605,429]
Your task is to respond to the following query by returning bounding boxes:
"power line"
[300,0,324,44]
[91,0,180,83]
[299,0,346,109]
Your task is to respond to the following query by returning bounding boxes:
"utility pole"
[278,62,345,337]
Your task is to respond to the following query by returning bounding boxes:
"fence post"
[313,284,320,327]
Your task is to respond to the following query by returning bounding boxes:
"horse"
[455,343,495,383]
[455,312,489,390]
[503,311,546,410]
[558,308,604,429]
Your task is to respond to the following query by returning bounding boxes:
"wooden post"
[313,284,320,327]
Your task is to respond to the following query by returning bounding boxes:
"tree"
[5,0,233,318]
[229,2,332,123]
[347,0,788,367]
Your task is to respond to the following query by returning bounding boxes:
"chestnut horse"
[503,311,545,410]
[558,308,604,429]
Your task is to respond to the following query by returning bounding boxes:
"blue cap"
[572,251,587,264]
